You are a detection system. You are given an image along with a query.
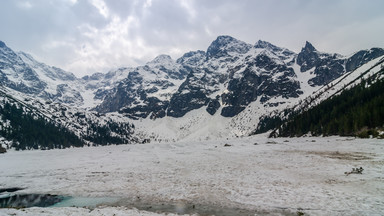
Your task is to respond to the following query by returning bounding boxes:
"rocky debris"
[345,167,364,176]
[0,145,6,153]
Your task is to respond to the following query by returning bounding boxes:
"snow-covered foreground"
[0,136,383,215]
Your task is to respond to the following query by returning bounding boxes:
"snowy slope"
[288,55,384,116]
[134,47,384,141]
[0,85,138,149]
[1,37,384,144]
[0,41,131,109]
[94,54,191,119]
[97,36,383,120]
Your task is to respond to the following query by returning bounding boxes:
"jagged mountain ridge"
[95,36,304,118]
[271,58,384,138]
[95,35,384,119]
[0,41,134,109]
[254,54,384,136]
[94,54,191,119]
[0,42,85,105]
[1,37,384,143]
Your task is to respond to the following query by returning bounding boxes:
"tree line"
[0,102,84,150]
[276,74,384,138]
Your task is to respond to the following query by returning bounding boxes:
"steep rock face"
[206,35,252,60]
[0,42,46,94]
[96,71,169,119]
[0,41,85,106]
[2,37,383,125]
[102,36,372,119]
[94,55,190,119]
[166,36,303,117]
[167,68,211,117]
[221,52,301,117]
[346,48,384,72]
[297,41,345,86]
[167,36,255,117]
[176,50,206,67]
[220,40,300,117]
[309,55,345,87]
[297,41,319,71]
[254,40,296,61]
[297,42,384,87]
[82,68,133,103]
[18,52,76,81]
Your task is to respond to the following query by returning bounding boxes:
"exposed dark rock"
[0,145,6,153]
[206,35,252,59]
[346,48,384,72]
[167,90,209,117]
[95,55,190,119]
[176,50,206,67]
[206,98,221,115]
[0,42,82,104]
[297,41,320,72]
[221,54,302,117]
[2,36,383,123]
[297,41,346,86]
[308,56,345,86]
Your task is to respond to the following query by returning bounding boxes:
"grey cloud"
[0,0,383,77]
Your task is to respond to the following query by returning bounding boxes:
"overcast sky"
[1,0,383,77]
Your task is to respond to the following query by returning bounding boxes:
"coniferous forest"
[276,75,384,138]
[0,98,137,150]
[0,102,84,150]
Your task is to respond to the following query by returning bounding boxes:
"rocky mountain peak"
[254,40,276,50]
[0,40,6,48]
[345,47,384,72]
[206,35,252,59]
[212,35,237,45]
[148,54,174,66]
[297,41,320,71]
[0,41,15,56]
[176,50,206,67]
[254,40,296,60]
[303,41,317,52]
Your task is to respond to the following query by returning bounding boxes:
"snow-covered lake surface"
[0,135,383,215]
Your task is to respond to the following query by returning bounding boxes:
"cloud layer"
[1,0,384,77]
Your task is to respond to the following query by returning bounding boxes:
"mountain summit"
[1,36,384,142]
[206,35,252,59]
[0,40,6,48]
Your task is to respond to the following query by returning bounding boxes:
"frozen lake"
[0,135,383,215]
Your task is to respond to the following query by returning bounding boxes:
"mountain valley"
[1,36,384,149]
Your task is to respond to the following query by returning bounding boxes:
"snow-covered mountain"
[0,84,139,149]
[94,54,191,119]
[91,36,384,141]
[0,41,82,105]
[96,36,384,119]
[1,36,384,144]
[0,41,131,109]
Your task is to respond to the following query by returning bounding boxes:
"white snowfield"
[0,136,383,216]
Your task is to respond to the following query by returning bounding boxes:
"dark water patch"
[51,196,120,208]
[0,194,63,208]
[0,193,296,215]
[0,187,24,193]
[134,202,259,216]
[112,200,297,216]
